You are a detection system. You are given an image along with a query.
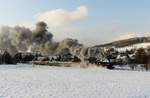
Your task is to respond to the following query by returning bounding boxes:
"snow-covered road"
[0,65,149,98]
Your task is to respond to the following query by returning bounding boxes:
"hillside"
[94,36,150,48]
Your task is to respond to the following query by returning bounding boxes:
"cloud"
[36,5,88,27]
[9,21,35,30]
[18,22,35,29]
[9,5,89,44]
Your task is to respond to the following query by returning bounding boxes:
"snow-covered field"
[0,64,149,98]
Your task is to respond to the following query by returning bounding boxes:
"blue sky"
[0,0,150,46]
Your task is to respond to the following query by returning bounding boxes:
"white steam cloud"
[36,6,88,27]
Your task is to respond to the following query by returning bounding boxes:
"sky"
[0,0,150,46]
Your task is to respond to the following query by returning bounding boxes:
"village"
[0,43,149,71]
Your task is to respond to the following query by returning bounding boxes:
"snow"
[0,64,149,98]
[117,42,150,52]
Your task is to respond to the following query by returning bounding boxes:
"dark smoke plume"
[30,22,57,55]
[0,22,82,56]
[32,22,53,44]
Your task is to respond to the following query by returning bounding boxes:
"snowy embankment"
[0,65,149,98]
